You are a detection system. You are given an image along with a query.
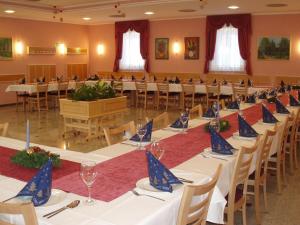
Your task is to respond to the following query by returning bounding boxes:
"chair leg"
[289,147,294,174]
[276,160,282,194]
[263,179,268,211]
[242,202,247,225]
[254,183,261,225]
[282,157,287,185]
[294,141,299,169]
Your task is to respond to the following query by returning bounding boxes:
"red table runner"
[0,147,80,181]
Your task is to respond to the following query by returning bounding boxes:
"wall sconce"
[57,43,67,55]
[173,41,180,55]
[97,44,105,55]
[297,40,300,55]
[15,41,24,55]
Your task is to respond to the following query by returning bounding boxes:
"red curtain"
[204,14,252,75]
[113,20,149,72]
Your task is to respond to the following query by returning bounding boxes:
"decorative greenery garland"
[204,120,230,133]
[11,146,61,169]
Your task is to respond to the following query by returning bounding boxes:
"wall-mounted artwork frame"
[184,37,199,60]
[155,38,169,60]
[258,36,290,60]
[67,47,88,55]
[0,37,13,60]
[27,46,56,55]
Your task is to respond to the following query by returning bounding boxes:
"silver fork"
[131,190,165,201]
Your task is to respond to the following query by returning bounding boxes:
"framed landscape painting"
[155,38,169,60]
[184,37,199,60]
[0,37,13,60]
[258,37,290,60]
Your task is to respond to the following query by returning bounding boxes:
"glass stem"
[87,186,92,202]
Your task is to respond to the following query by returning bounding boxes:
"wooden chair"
[156,83,170,111]
[232,84,249,101]
[182,84,195,108]
[247,129,277,225]
[0,122,8,136]
[176,164,222,225]
[224,139,259,225]
[103,121,136,146]
[294,109,300,170]
[146,112,169,131]
[0,202,38,225]
[135,82,147,109]
[27,84,48,112]
[16,92,29,112]
[205,84,220,108]
[49,82,69,108]
[268,116,289,193]
[285,108,300,174]
[189,104,203,120]
[112,81,124,96]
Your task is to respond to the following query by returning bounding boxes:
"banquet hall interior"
[0,0,300,225]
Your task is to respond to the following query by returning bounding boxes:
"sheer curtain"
[209,24,245,72]
[119,29,145,71]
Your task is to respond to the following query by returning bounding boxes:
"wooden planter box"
[59,96,127,120]
[59,96,128,141]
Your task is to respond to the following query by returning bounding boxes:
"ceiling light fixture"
[4,10,15,14]
[144,11,154,15]
[83,17,91,21]
[228,5,239,10]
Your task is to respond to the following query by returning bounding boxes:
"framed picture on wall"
[0,37,13,60]
[258,37,290,60]
[155,38,169,60]
[184,37,199,60]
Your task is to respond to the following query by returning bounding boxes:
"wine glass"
[150,141,165,160]
[179,111,189,133]
[136,123,146,150]
[80,161,98,205]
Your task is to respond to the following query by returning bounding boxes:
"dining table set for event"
[1,86,300,225]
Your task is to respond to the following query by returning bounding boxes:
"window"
[119,30,145,71]
[209,25,245,72]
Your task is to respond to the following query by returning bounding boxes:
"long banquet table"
[0,94,296,225]
[5,80,269,96]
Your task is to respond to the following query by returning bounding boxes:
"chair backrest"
[103,121,136,146]
[176,164,222,225]
[182,84,195,94]
[58,82,69,91]
[135,82,147,92]
[0,122,8,136]
[0,202,38,225]
[232,84,248,100]
[112,81,123,90]
[36,84,48,98]
[147,112,169,131]
[227,139,259,225]
[206,84,220,96]
[189,104,203,119]
[75,82,84,90]
[157,83,169,93]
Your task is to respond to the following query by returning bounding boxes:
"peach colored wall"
[0,17,89,76]
[88,14,300,76]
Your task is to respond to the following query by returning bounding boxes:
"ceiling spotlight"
[4,10,15,14]
[228,5,239,10]
[83,17,91,21]
[144,11,154,15]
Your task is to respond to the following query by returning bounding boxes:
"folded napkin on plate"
[203,108,215,118]
[289,94,300,106]
[146,151,182,192]
[245,95,256,104]
[269,89,277,97]
[247,79,252,87]
[238,115,258,137]
[170,112,189,129]
[262,105,278,124]
[287,85,292,92]
[240,80,245,87]
[16,159,52,206]
[130,120,153,142]
[275,99,290,114]
[210,128,234,155]
[258,92,267,99]
[212,79,217,85]
[278,86,286,93]
[227,101,239,110]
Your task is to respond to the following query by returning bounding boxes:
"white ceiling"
[0,0,299,25]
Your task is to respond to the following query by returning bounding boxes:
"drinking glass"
[80,161,98,205]
[209,118,220,133]
[150,141,165,160]
[179,112,189,133]
[136,123,146,150]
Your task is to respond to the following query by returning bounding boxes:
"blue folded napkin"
[275,99,290,114]
[278,86,286,93]
[16,160,52,206]
[146,151,182,192]
[203,108,216,118]
[269,89,277,97]
[130,120,153,142]
[227,101,239,110]
[210,128,234,155]
[170,112,189,128]
[287,85,292,92]
[245,95,256,104]
[238,115,258,137]
[262,105,278,124]
[258,92,267,99]
[290,94,300,106]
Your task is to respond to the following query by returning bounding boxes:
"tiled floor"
[0,104,299,225]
